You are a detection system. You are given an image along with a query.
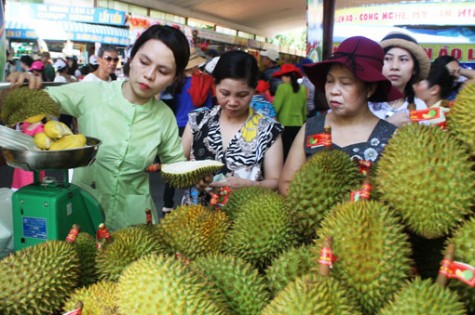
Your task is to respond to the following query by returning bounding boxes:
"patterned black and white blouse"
[304,114,397,162]
[188,106,283,180]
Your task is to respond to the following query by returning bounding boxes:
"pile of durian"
[0,83,474,315]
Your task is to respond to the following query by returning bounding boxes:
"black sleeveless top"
[304,114,397,162]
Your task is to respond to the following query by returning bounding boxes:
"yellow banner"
[335,3,475,26]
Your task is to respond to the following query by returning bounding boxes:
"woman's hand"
[387,110,410,127]
[6,72,43,89]
[209,176,251,190]
[195,174,214,191]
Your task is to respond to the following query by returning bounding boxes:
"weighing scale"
[1,131,104,251]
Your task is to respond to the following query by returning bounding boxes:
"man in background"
[82,45,119,82]
[39,51,55,82]
[260,49,282,97]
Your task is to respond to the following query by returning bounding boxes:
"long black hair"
[129,25,190,79]
[212,50,259,89]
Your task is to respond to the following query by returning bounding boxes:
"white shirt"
[82,72,111,82]
[369,97,427,120]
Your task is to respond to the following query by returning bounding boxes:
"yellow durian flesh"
[24,114,45,123]
[33,132,53,150]
[49,134,87,151]
[44,120,73,139]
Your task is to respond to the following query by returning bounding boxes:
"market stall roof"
[125,0,397,37]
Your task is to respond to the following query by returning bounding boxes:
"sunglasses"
[103,56,119,63]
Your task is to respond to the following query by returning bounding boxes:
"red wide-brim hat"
[304,36,402,102]
[272,63,304,78]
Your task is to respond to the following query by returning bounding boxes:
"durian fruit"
[224,191,297,271]
[160,160,224,189]
[378,277,466,315]
[265,245,315,297]
[191,253,270,315]
[49,134,87,150]
[63,280,122,315]
[75,232,99,287]
[261,274,362,315]
[314,201,413,314]
[375,124,475,239]
[96,226,163,282]
[154,204,230,260]
[116,254,228,314]
[285,150,360,242]
[33,132,53,150]
[448,81,475,156]
[221,186,275,221]
[44,120,73,139]
[0,240,80,315]
[445,217,475,313]
[0,87,60,126]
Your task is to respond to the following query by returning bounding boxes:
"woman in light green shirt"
[8,25,191,230]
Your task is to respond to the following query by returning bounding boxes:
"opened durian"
[160,160,224,188]
[44,120,73,139]
[378,277,466,315]
[0,87,60,126]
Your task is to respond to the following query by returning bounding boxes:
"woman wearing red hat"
[272,63,308,160]
[278,36,402,195]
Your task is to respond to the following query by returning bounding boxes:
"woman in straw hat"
[369,32,431,127]
[182,50,283,196]
[272,63,308,160]
[278,36,402,195]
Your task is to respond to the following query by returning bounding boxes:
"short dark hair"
[212,50,259,89]
[433,55,458,67]
[129,25,190,79]
[97,45,118,58]
[427,63,455,99]
[20,55,34,67]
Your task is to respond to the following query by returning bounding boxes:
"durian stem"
[436,243,455,287]
[318,236,333,277]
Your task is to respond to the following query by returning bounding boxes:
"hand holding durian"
[34,120,87,151]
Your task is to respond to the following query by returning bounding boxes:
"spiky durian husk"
[116,254,228,314]
[375,124,475,239]
[191,253,270,315]
[224,191,297,271]
[378,277,466,315]
[446,217,475,313]
[63,281,122,315]
[76,232,99,287]
[285,149,360,242]
[265,245,315,297]
[0,241,80,315]
[96,226,163,282]
[221,186,275,221]
[261,274,362,315]
[0,87,60,126]
[448,82,475,156]
[314,201,412,314]
[154,204,231,260]
[160,160,224,188]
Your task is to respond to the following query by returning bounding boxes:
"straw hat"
[380,32,430,82]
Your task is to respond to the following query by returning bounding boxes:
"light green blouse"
[272,83,307,127]
[47,81,185,230]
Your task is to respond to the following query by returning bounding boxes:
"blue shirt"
[250,95,277,119]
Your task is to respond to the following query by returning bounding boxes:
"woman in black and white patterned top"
[182,51,283,191]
